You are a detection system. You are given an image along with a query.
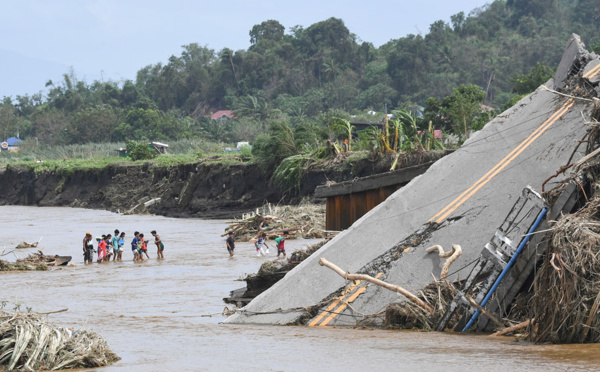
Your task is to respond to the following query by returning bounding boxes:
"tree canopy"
[1,0,599,147]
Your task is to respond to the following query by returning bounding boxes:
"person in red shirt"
[97,235,107,263]
[139,233,150,259]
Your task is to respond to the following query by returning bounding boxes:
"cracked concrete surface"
[226,34,600,327]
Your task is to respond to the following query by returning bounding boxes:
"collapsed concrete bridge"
[226,34,600,328]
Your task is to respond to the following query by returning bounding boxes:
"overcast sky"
[0,0,490,99]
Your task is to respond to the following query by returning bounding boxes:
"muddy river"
[1,206,599,371]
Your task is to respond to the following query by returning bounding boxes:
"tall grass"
[0,139,241,170]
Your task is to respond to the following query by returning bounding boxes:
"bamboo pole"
[580,290,600,343]
[464,294,503,327]
[318,258,433,313]
[444,281,503,327]
[490,319,532,337]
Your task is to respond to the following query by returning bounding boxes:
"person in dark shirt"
[226,231,235,258]
[131,231,140,261]
[83,232,94,264]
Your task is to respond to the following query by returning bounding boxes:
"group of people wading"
[82,229,164,264]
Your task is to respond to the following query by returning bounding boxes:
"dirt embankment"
[0,151,446,219]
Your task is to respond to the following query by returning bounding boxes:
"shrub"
[126,140,155,161]
[239,144,252,160]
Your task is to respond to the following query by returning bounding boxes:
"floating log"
[491,319,533,336]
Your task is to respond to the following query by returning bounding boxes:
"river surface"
[1,205,599,371]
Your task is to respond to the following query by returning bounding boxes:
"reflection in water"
[1,206,599,371]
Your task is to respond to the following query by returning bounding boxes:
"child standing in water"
[131,232,140,261]
[97,235,107,263]
[151,230,164,259]
[105,234,113,262]
[111,230,120,262]
[254,232,269,256]
[139,233,150,259]
[275,231,289,259]
[226,231,235,258]
[117,232,126,261]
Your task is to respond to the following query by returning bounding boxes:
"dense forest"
[1,0,599,148]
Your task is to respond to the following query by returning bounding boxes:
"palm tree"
[322,59,342,82]
[234,95,281,130]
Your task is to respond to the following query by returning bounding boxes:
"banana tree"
[330,118,356,152]
[393,109,424,151]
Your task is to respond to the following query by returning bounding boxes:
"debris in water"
[224,240,328,306]
[0,251,72,271]
[0,310,119,371]
[223,201,326,241]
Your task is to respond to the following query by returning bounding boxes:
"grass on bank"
[0,139,247,173]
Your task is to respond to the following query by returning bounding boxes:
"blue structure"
[1,137,23,152]
[5,137,23,146]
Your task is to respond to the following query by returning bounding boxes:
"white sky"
[0,0,491,99]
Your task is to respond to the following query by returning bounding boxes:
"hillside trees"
[0,99,20,140]
[3,0,600,149]
[443,84,486,135]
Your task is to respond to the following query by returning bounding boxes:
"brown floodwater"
[1,205,600,371]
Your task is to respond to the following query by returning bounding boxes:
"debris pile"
[384,281,455,330]
[0,260,46,272]
[0,251,71,271]
[527,108,600,343]
[382,105,600,340]
[223,202,326,241]
[224,240,328,306]
[0,311,119,371]
[18,251,72,267]
[15,240,40,249]
[529,214,600,343]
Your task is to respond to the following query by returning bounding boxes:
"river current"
[1,206,599,371]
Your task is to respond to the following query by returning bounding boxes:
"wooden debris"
[0,310,119,371]
[491,319,533,337]
[1,251,71,271]
[18,251,72,267]
[16,237,42,249]
[426,244,462,278]
[16,241,39,249]
[222,202,326,241]
[318,257,433,313]
[224,241,328,306]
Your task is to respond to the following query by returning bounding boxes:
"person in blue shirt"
[111,230,121,262]
[131,231,140,261]
[117,231,126,261]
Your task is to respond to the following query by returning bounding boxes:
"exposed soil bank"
[0,151,446,219]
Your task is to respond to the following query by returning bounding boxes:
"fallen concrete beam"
[554,34,588,90]
[226,34,599,327]
[314,162,434,198]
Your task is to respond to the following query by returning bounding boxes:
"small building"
[149,142,169,154]
[1,137,23,152]
[114,147,128,158]
[211,110,235,122]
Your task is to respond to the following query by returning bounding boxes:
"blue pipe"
[462,206,548,332]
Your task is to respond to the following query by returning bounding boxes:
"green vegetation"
[1,1,598,192]
[126,140,156,161]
